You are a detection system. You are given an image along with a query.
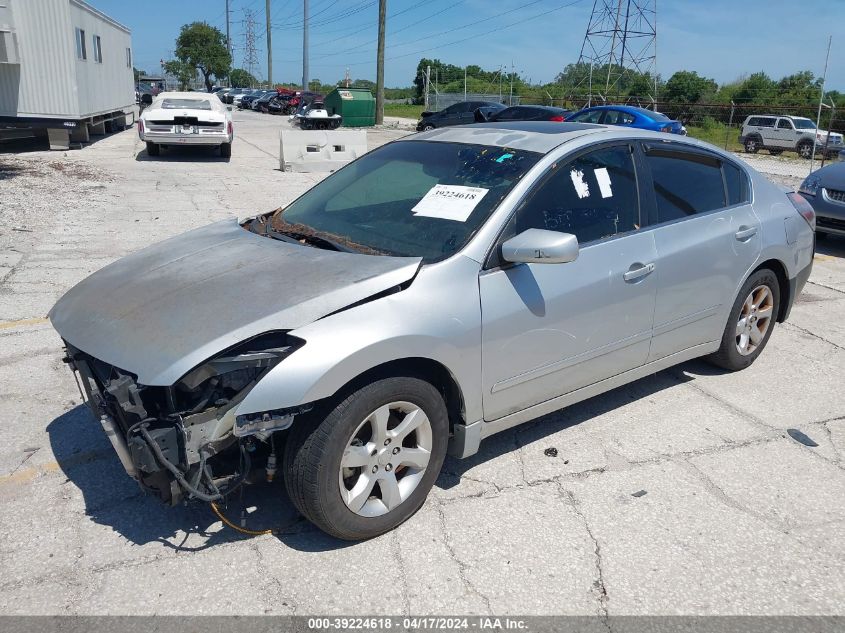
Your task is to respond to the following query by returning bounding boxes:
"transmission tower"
[242,8,260,82]
[576,0,657,100]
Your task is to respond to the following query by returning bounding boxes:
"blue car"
[566,105,686,135]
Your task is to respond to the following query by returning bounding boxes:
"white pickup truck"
[739,114,843,159]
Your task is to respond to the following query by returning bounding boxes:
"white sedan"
[138,91,234,157]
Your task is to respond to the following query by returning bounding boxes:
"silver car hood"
[49,219,421,385]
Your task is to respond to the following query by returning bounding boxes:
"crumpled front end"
[64,333,307,505]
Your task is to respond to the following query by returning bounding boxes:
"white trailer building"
[0,0,137,149]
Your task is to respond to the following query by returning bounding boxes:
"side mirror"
[227,106,233,111]
[501,228,579,265]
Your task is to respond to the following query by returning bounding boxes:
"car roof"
[409,121,607,153]
[408,121,736,156]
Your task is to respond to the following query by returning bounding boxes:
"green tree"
[168,22,231,92]
[162,59,195,90]
[662,70,717,103]
[230,68,257,88]
[732,71,777,105]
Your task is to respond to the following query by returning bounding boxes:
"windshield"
[161,98,212,110]
[793,118,816,130]
[276,141,541,261]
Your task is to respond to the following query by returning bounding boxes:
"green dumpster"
[324,88,376,127]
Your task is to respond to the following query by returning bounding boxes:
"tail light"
[227,121,233,136]
[550,115,565,122]
[788,192,816,231]
[137,119,144,135]
[660,125,672,133]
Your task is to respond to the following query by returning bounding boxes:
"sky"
[91,0,845,91]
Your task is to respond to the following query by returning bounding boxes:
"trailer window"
[75,28,86,60]
[93,35,102,63]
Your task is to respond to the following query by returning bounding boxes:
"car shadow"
[135,145,231,163]
[816,235,845,258]
[50,360,709,551]
[437,363,698,486]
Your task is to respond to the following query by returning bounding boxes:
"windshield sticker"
[594,167,613,198]
[412,184,489,222]
[570,169,590,199]
[495,153,514,163]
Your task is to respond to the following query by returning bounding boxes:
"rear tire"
[145,142,159,156]
[220,142,232,158]
[708,269,780,371]
[283,376,449,540]
[743,137,760,154]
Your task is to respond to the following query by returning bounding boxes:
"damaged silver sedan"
[50,122,815,540]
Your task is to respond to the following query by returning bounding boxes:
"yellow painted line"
[0,449,113,487]
[813,254,835,262]
[0,317,49,330]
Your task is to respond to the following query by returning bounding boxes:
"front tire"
[744,137,760,154]
[283,376,449,540]
[798,140,814,159]
[708,268,780,371]
[422,124,435,131]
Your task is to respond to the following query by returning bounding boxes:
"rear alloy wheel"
[798,140,814,159]
[283,376,448,540]
[744,138,759,154]
[145,141,160,156]
[708,269,780,371]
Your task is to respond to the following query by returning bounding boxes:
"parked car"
[739,114,844,159]
[252,91,278,112]
[483,105,572,123]
[50,121,814,540]
[138,92,234,157]
[240,90,272,109]
[220,88,249,104]
[416,101,505,131]
[799,161,845,236]
[232,89,258,108]
[567,105,685,134]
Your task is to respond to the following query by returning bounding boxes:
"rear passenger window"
[646,151,726,222]
[724,162,750,206]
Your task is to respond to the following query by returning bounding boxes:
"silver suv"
[740,114,843,159]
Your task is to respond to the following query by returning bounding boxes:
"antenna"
[576,0,657,100]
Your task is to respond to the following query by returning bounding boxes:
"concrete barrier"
[279,129,367,173]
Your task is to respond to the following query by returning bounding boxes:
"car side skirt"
[450,340,720,458]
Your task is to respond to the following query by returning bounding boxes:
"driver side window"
[513,145,641,245]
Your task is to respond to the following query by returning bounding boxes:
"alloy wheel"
[339,401,433,518]
[735,285,774,356]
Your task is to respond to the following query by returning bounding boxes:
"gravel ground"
[1,112,844,618]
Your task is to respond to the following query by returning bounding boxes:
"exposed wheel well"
[752,259,790,322]
[323,358,466,434]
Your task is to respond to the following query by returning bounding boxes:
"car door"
[772,118,796,149]
[641,143,761,361]
[569,109,604,124]
[440,103,470,126]
[604,109,636,127]
[480,142,658,420]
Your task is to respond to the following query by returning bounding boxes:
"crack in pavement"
[558,484,611,632]
[807,280,845,296]
[434,499,493,615]
[781,321,845,352]
[391,529,412,616]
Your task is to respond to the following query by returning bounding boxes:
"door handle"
[623,262,655,282]
[735,226,758,241]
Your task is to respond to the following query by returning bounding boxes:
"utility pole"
[266,0,272,87]
[464,66,467,101]
[225,0,231,86]
[811,35,832,173]
[375,0,386,124]
[302,0,309,91]
[242,9,259,82]
[509,61,514,106]
[424,65,430,110]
